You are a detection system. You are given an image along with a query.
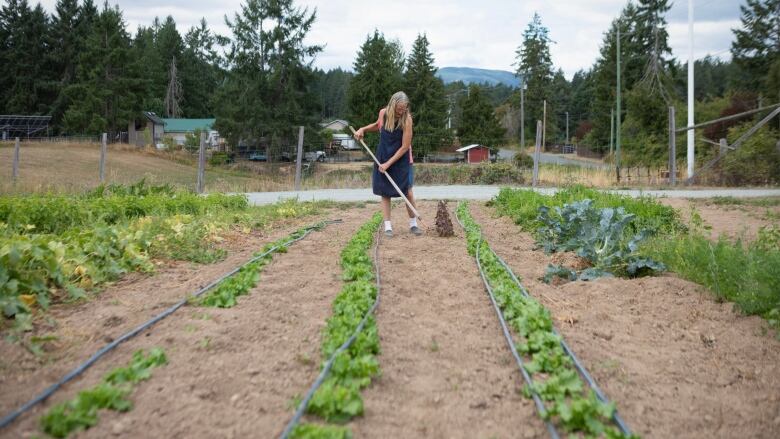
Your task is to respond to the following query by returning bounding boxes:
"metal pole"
[294,126,304,191]
[609,108,614,155]
[542,100,547,150]
[99,133,107,183]
[196,131,206,193]
[520,86,525,148]
[687,0,695,178]
[533,120,542,187]
[616,27,622,182]
[668,106,676,185]
[12,137,20,182]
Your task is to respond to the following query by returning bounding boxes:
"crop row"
[291,213,383,439]
[39,348,167,438]
[0,182,327,332]
[457,202,636,438]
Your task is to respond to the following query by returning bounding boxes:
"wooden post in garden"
[532,121,542,187]
[542,100,547,151]
[719,138,727,158]
[668,106,676,185]
[99,133,107,183]
[12,137,20,183]
[294,126,304,191]
[196,131,206,194]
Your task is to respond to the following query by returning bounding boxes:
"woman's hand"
[354,128,365,141]
[378,162,389,173]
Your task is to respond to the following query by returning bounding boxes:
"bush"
[513,151,534,169]
[209,151,232,166]
[415,163,524,185]
[716,124,780,186]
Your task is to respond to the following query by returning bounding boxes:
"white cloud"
[37,0,743,79]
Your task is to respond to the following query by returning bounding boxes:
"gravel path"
[245,185,780,205]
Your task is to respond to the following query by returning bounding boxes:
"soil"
[2,198,779,438]
[659,197,780,242]
[469,202,780,439]
[351,201,545,438]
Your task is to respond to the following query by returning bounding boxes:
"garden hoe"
[349,126,426,227]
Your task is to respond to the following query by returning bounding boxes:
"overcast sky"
[40,0,743,79]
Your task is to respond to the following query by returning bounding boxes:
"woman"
[354,91,421,237]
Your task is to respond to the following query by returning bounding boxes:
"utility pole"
[542,100,547,150]
[610,108,614,155]
[616,27,622,182]
[687,0,695,179]
[520,82,526,148]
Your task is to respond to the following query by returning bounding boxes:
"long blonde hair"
[384,91,411,132]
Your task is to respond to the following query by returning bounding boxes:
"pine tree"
[403,34,450,156]
[213,0,322,155]
[47,0,90,129]
[515,13,554,144]
[0,0,50,115]
[348,30,404,128]
[731,0,780,97]
[458,85,505,147]
[62,3,144,135]
[180,18,222,117]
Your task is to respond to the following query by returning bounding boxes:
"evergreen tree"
[515,13,554,144]
[0,0,50,115]
[458,85,505,147]
[348,30,405,128]
[213,0,322,155]
[312,67,352,120]
[180,19,223,117]
[403,33,450,156]
[731,0,780,99]
[62,3,144,135]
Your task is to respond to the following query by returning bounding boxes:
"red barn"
[456,144,491,164]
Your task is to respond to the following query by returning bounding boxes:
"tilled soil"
[352,201,545,439]
[469,202,780,439]
[0,208,372,438]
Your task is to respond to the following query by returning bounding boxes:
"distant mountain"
[436,67,521,88]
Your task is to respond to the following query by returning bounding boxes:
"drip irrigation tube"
[475,238,561,439]
[279,225,383,439]
[492,254,632,435]
[455,209,632,437]
[0,219,341,431]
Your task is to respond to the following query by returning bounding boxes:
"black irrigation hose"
[0,219,341,431]
[455,209,633,437]
[493,255,632,436]
[475,238,561,439]
[279,225,383,439]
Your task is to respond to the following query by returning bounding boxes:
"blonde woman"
[354,91,421,237]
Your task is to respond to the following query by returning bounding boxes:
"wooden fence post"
[294,126,304,191]
[12,137,20,183]
[196,131,206,194]
[532,120,542,187]
[99,132,107,183]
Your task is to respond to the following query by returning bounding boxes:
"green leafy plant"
[457,202,634,438]
[39,348,167,438]
[304,214,382,430]
[535,199,665,281]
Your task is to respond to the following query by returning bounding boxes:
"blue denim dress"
[372,123,410,198]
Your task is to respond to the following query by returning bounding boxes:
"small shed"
[456,144,491,164]
[128,112,165,147]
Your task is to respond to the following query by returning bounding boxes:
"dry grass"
[0,141,677,194]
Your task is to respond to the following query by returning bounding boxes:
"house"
[319,119,349,132]
[456,144,491,164]
[128,112,165,147]
[162,118,219,147]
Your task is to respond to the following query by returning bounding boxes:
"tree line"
[1,0,777,167]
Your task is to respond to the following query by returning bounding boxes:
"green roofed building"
[162,118,220,148]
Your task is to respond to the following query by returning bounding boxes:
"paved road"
[245,185,780,205]
[497,149,608,169]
